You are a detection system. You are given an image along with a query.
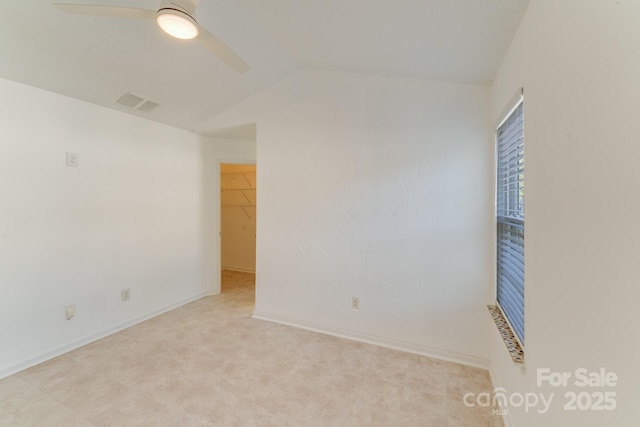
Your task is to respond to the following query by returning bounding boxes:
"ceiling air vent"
[136,100,159,112]
[116,91,159,113]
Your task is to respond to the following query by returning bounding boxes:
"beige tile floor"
[0,270,504,426]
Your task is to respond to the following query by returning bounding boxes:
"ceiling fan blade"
[197,27,250,73]
[54,3,155,19]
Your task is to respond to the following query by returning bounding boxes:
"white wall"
[206,70,493,365]
[201,139,257,294]
[0,78,205,377]
[491,1,640,425]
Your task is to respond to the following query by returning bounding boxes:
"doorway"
[220,163,256,294]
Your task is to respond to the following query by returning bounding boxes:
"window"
[496,99,524,345]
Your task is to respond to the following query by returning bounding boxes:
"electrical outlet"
[351,297,360,310]
[65,305,75,320]
[66,152,79,167]
[121,289,130,302]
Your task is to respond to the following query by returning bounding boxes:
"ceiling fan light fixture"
[156,8,198,40]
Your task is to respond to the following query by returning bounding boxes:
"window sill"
[488,305,524,364]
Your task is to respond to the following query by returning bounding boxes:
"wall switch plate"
[351,297,360,310]
[65,305,75,320]
[66,152,79,167]
[121,289,130,302]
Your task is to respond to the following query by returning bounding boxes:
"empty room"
[0,1,638,426]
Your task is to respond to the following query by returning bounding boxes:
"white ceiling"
[0,0,529,133]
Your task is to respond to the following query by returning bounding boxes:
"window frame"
[495,95,525,348]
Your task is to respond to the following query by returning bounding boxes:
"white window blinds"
[496,100,524,344]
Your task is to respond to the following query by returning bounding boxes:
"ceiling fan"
[53,0,250,73]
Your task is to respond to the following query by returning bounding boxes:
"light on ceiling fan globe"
[156,9,199,40]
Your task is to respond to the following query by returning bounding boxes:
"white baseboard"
[252,310,490,370]
[222,266,255,273]
[0,293,207,380]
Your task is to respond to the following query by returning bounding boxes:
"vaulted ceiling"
[0,0,529,133]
